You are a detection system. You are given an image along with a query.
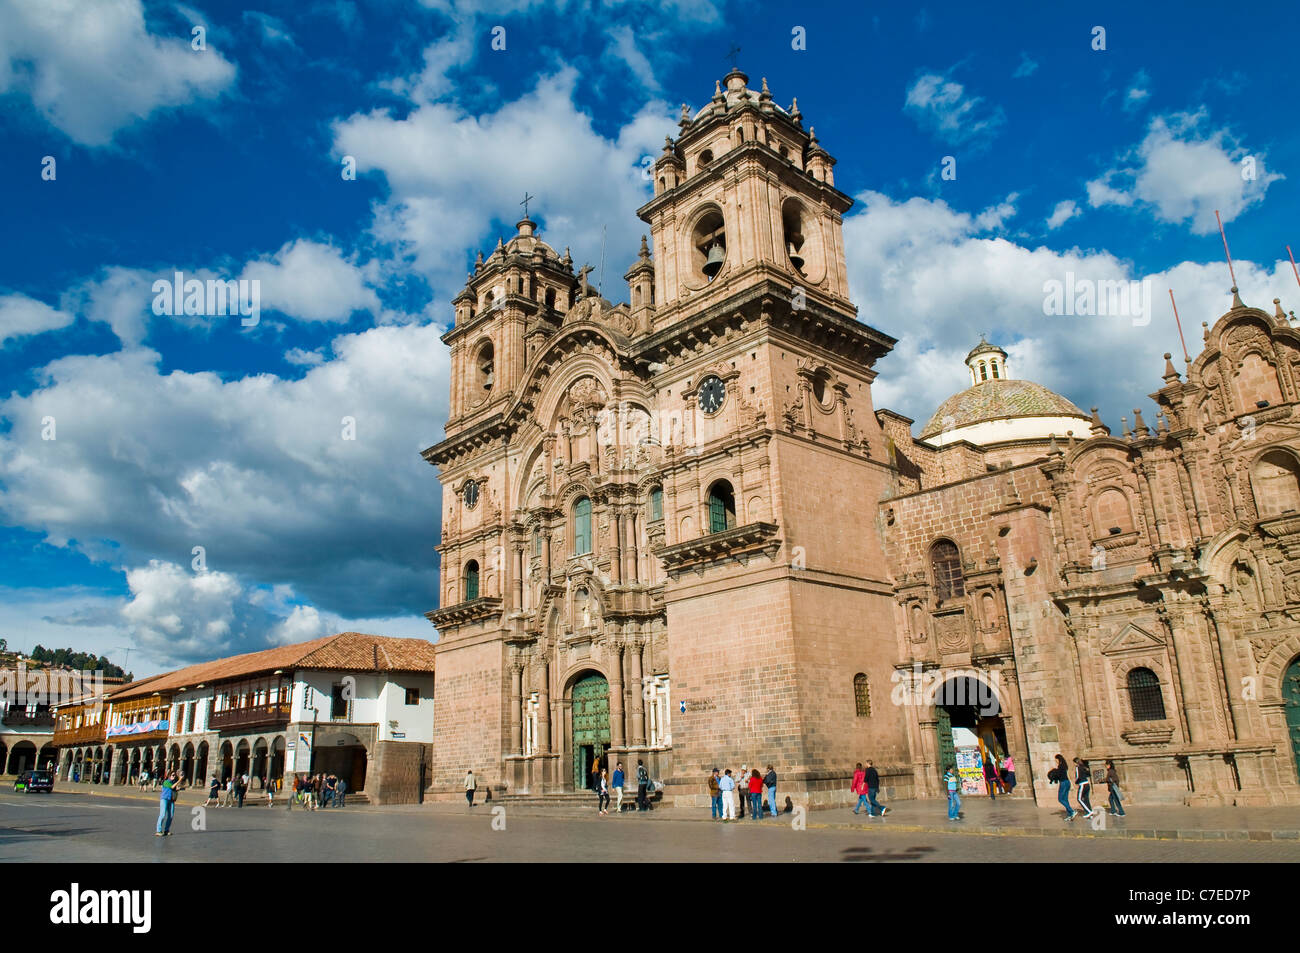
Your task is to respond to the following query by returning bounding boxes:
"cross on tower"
[726,44,741,70]
[520,192,535,218]
[576,264,593,298]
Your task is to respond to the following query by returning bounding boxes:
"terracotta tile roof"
[107,633,436,702]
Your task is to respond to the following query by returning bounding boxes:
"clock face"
[463,480,479,509]
[698,376,726,415]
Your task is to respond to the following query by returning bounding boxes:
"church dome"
[919,379,1089,440]
[918,339,1090,445]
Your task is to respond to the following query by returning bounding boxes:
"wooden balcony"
[53,723,108,746]
[209,701,291,732]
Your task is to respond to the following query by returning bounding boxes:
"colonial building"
[52,632,438,804]
[424,68,1300,809]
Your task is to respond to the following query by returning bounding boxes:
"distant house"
[53,633,437,804]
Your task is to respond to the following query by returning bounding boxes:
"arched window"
[707,480,736,534]
[464,561,479,601]
[1126,667,1165,721]
[930,540,965,600]
[991,361,1000,379]
[573,497,592,555]
[1253,450,1300,519]
[648,486,663,522]
[475,341,494,394]
[532,529,542,557]
[853,673,871,717]
[979,361,988,381]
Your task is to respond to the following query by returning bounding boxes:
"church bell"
[787,242,805,271]
[702,242,725,279]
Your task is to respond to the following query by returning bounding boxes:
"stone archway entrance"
[570,672,610,791]
[936,675,1008,796]
[1285,656,1300,781]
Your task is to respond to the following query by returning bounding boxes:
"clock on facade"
[697,375,726,415]
[463,480,479,509]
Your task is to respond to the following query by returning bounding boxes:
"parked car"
[14,770,54,793]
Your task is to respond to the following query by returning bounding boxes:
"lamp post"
[309,704,319,775]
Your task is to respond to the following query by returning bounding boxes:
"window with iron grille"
[1126,667,1166,721]
[930,540,965,600]
[853,673,871,717]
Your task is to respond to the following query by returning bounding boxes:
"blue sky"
[1,0,1297,675]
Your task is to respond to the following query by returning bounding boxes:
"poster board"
[955,745,987,795]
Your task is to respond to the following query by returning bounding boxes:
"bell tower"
[639,69,855,333]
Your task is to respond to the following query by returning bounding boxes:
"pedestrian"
[235,774,247,808]
[205,775,220,807]
[265,776,274,807]
[737,763,747,818]
[154,771,178,837]
[708,768,722,820]
[1001,753,1016,794]
[944,764,961,821]
[983,756,999,800]
[336,776,347,808]
[719,768,737,821]
[222,776,234,807]
[310,774,321,811]
[464,769,477,807]
[851,761,866,813]
[325,774,337,808]
[597,769,610,815]
[747,769,763,820]
[1073,757,1094,818]
[764,764,778,817]
[863,759,887,816]
[1104,759,1126,816]
[1049,754,1073,820]
[635,759,649,811]
[612,762,625,813]
[591,756,602,793]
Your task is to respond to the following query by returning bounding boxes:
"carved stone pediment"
[1102,623,1164,655]
[1120,723,1175,746]
[654,522,781,577]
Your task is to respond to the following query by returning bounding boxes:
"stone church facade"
[424,69,1300,809]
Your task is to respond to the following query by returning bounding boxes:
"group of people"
[1046,755,1126,821]
[706,765,782,820]
[591,758,655,814]
[289,773,347,810]
[942,753,1125,822]
[203,774,255,808]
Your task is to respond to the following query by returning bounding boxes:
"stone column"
[509,664,523,755]
[1000,667,1036,798]
[610,512,622,585]
[609,643,625,748]
[624,513,638,582]
[513,546,524,611]
[629,641,646,746]
[542,531,552,582]
[537,658,551,754]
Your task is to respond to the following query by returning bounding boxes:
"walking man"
[611,762,625,813]
[764,764,778,817]
[719,768,737,821]
[1105,759,1126,816]
[863,760,887,816]
[154,771,178,837]
[336,776,347,807]
[464,769,477,807]
[944,764,961,821]
[708,768,722,820]
[635,759,649,811]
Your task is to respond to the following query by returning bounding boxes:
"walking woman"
[1073,757,1094,818]
[1049,754,1074,820]
[205,775,220,807]
[983,756,1000,799]
[1105,759,1126,816]
[1001,753,1016,794]
[597,768,610,815]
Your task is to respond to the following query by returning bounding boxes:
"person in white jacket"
[718,768,738,821]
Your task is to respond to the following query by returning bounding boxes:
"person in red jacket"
[851,762,867,813]
[747,769,764,820]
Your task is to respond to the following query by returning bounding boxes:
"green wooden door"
[571,674,610,789]
[936,705,955,782]
[1285,657,1300,781]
